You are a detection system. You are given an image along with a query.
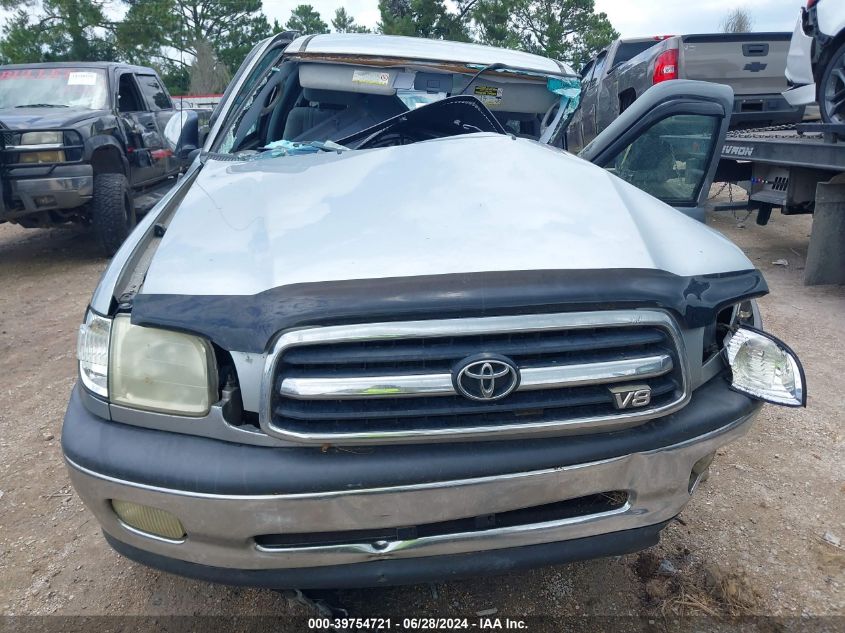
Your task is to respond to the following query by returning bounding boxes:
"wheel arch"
[88,137,129,177]
[619,88,637,113]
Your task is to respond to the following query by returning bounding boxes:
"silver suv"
[63,33,805,589]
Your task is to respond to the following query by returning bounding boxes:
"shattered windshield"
[0,67,108,110]
[213,58,580,156]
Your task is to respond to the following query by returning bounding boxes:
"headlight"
[724,327,806,407]
[16,131,65,163]
[77,311,112,398]
[109,314,216,416]
[20,131,62,145]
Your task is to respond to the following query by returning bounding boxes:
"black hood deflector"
[130,268,768,353]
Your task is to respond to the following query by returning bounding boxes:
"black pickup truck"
[0,62,197,254]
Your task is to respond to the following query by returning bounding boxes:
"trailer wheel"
[819,40,845,126]
[91,173,136,257]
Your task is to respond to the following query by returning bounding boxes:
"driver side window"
[117,74,144,113]
[603,114,719,204]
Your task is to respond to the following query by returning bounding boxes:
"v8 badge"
[609,384,652,410]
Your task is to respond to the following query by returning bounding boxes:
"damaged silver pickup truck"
[63,33,806,589]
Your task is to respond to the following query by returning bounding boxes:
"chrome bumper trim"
[66,410,755,571]
[261,310,690,445]
[279,354,673,400]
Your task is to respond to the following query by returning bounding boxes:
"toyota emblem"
[453,355,520,401]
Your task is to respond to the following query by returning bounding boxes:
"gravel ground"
[0,203,842,625]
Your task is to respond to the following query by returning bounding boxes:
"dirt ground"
[0,202,843,625]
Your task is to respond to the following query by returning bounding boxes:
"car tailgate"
[679,33,792,96]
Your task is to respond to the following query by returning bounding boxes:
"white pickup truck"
[62,33,804,590]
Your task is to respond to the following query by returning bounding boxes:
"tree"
[115,1,271,90]
[472,0,521,50]
[216,13,274,73]
[721,8,753,33]
[472,0,618,69]
[286,4,329,35]
[189,38,230,95]
[0,0,116,64]
[332,7,370,34]
[378,0,470,41]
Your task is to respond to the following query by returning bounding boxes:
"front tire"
[91,173,136,257]
[818,40,845,125]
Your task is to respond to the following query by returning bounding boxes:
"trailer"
[717,123,845,285]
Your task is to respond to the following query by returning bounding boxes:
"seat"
[282,88,362,140]
[282,107,335,140]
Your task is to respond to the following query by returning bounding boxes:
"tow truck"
[717,121,845,285]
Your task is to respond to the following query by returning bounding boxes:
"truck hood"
[0,107,105,129]
[141,133,753,297]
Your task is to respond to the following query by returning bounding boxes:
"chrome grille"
[260,311,689,444]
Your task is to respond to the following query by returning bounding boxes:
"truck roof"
[284,33,575,77]
[0,61,155,74]
[617,36,671,43]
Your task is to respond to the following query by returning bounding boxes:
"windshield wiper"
[14,103,69,108]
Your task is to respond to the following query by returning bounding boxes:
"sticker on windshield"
[352,70,390,86]
[67,72,98,86]
[474,85,503,105]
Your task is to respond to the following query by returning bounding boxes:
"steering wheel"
[362,132,423,148]
[540,101,560,137]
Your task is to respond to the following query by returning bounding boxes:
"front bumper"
[784,83,817,108]
[1,163,93,217]
[786,15,816,89]
[63,376,761,588]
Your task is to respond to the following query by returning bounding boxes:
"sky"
[259,0,803,35]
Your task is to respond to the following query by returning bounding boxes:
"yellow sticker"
[474,85,503,99]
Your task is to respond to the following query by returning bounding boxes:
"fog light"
[111,500,185,540]
[19,150,65,164]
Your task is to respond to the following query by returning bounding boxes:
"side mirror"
[164,109,200,160]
